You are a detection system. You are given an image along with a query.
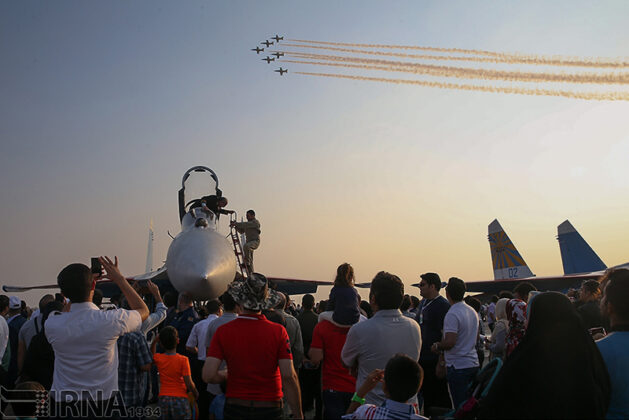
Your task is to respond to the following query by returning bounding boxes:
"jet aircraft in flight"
[272,35,284,43]
[275,68,288,75]
[251,46,264,54]
[262,40,274,47]
[262,56,275,64]
[272,52,284,59]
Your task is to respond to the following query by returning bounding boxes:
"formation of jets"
[251,35,288,76]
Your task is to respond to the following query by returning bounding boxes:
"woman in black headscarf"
[480,292,610,419]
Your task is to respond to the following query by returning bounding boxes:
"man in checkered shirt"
[117,330,152,415]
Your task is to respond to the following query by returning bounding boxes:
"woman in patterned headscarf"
[504,299,527,358]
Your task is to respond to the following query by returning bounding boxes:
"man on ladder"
[230,209,261,273]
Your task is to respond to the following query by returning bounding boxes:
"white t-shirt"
[45,302,142,401]
[185,314,218,361]
[443,301,479,369]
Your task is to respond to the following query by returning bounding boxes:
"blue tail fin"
[488,219,534,280]
[557,220,606,275]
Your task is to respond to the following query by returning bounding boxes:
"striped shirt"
[342,399,426,420]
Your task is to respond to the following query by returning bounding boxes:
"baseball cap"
[9,296,21,309]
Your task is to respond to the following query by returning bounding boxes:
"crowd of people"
[0,258,627,420]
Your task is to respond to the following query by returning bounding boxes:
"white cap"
[9,296,21,310]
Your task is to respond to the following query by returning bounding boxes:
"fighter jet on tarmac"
[261,40,274,47]
[272,52,284,59]
[262,56,275,64]
[3,166,333,300]
[275,67,288,75]
[251,46,264,54]
[272,35,284,43]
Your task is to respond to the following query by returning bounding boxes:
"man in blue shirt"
[597,268,629,419]
[414,273,451,412]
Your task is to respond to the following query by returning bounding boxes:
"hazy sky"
[2,1,629,305]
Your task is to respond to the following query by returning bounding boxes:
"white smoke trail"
[285,39,629,68]
[294,71,629,101]
[282,54,629,85]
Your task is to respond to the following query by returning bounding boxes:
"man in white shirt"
[431,277,479,410]
[186,299,222,420]
[342,271,422,407]
[45,256,149,418]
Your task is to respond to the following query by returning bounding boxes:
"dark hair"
[92,289,103,307]
[206,299,222,315]
[219,291,237,311]
[498,290,514,299]
[11,381,45,417]
[514,282,537,301]
[318,300,327,313]
[420,272,442,290]
[446,277,466,302]
[43,301,64,322]
[601,268,629,321]
[334,263,355,287]
[159,326,178,350]
[197,307,209,318]
[38,294,54,312]
[163,291,178,308]
[491,295,499,303]
[384,354,423,402]
[360,300,373,318]
[247,209,255,217]
[263,309,286,326]
[464,296,481,312]
[370,271,404,310]
[0,295,9,312]
[410,295,419,309]
[274,292,287,310]
[178,293,193,307]
[57,263,93,303]
[582,280,601,297]
[400,295,412,312]
[302,294,315,310]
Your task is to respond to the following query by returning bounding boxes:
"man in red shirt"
[203,273,303,420]
[309,319,357,419]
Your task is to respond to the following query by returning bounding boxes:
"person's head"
[464,296,481,313]
[8,296,22,315]
[334,263,355,287]
[246,210,255,221]
[274,292,287,310]
[527,292,583,338]
[491,295,499,304]
[360,300,373,318]
[159,326,179,351]
[369,271,404,311]
[283,293,291,310]
[600,268,629,326]
[206,299,223,316]
[400,295,412,312]
[410,295,419,310]
[0,295,9,316]
[580,280,601,303]
[418,272,441,299]
[514,282,537,302]
[498,290,514,299]
[11,381,45,418]
[218,197,228,208]
[92,289,103,307]
[163,291,178,308]
[445,277,466,303]
[302,294,315,311]
[197,306,209,319]
[383,354,424,403]
[219,291,238,313]
[177,292,194,311]
[57,263,94,303]
[227,272,282,313]
[318,300,327,313]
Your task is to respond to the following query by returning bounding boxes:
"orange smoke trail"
[294,71,629,101]
[285,40,629,68]
[282,54,629,85]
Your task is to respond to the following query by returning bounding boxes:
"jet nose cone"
[166,229,236,300]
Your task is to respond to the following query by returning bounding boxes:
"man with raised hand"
[45,256,149,418]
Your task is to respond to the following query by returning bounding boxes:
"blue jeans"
[446,366,479,409]
[322,390,353,420]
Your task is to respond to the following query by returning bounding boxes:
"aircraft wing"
[463,272,604,296]
[267,277,333,295]
[96,266,176,298]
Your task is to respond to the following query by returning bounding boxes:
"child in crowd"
[151,326,198,420]
[343,354,427,420]
[10,381,45,420]
[322,263,360,326]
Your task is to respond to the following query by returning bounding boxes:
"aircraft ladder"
[229,213,250,278]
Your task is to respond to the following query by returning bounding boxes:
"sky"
[2,1,629,305]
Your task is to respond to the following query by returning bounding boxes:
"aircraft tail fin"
[557,220,606,275]
[488,219,534,280]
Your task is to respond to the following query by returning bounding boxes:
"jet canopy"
[178,166,223,223]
